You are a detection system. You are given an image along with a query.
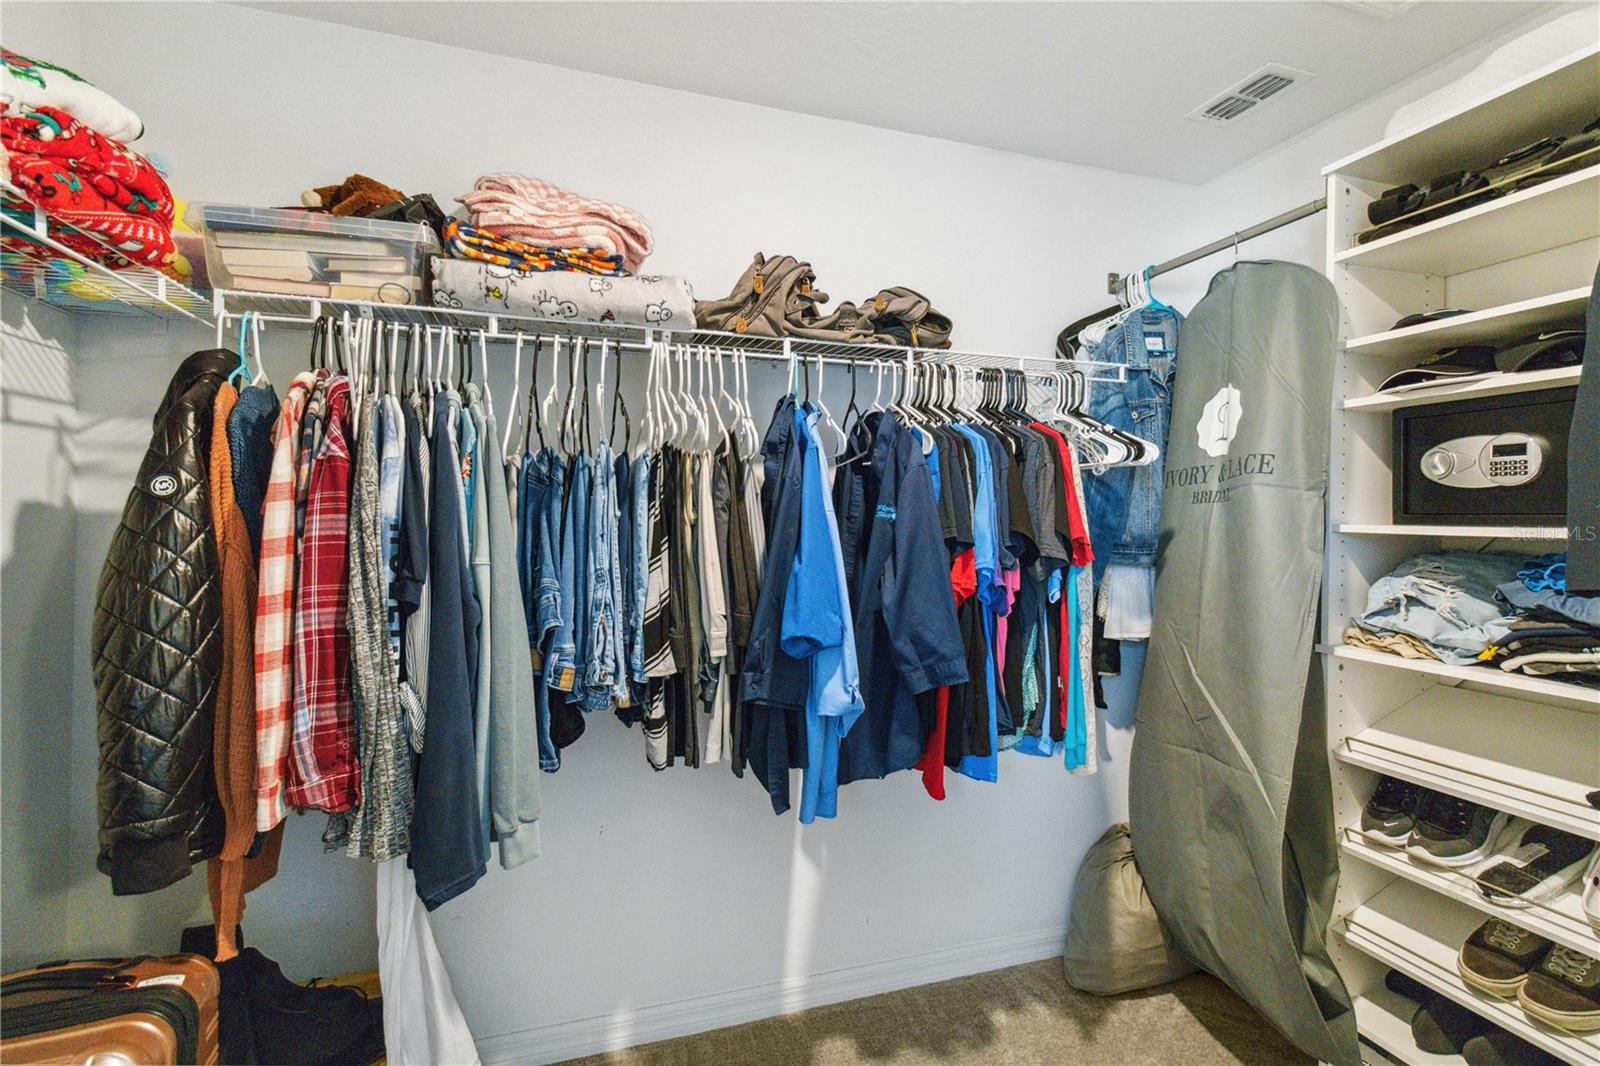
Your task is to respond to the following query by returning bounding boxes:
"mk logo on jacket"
[874,504,896,521]
[148,474,178,497]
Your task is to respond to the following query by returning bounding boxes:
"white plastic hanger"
[503,332,525,457]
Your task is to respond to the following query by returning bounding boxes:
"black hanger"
[309,315,329,371]
[839,359,862,442]
[609,340,630,454]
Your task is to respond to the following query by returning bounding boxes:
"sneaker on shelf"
[1517,944,1600,1033]
[1361,775,1427,846]
[1457,918,1552,998]
[1406,792,1512,868]
[1476,821,1596,908]
[1583,850,1600,932]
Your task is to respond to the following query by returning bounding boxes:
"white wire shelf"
[0,181,212,321]
[212,288,1126,382]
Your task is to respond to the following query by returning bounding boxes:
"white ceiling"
[246,1,1549,184]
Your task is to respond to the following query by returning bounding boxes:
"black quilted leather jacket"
[94,349,235,895]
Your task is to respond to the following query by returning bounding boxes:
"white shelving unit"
[1323,45,1600,1065]
[1340,880,1600,1066]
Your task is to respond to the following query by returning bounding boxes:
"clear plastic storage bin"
[200,204,440,304]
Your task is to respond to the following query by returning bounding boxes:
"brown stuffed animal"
[301,174,406,217]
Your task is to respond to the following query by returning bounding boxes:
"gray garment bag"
[1128,260,1357,1066]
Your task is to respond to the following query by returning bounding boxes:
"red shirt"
[288,376,360,813]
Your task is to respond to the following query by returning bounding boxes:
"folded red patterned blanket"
[1,105,176,272]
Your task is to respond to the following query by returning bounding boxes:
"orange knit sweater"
[207,383,283,960]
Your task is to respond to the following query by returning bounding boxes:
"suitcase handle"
[1,956,153,995]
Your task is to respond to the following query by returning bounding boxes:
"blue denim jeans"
[552,452,588,699]
[584,442,623,710]
[1360,552,1522,663]
[525,449,566,770]
[630,452,651,684]
[1082,306,1181,576]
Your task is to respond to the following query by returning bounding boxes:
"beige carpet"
[564,959,1312,1065]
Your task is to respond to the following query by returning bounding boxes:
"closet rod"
[212,294,1131,383]
[1104,195,1328,296]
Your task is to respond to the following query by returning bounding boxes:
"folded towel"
[457,173,654,273]
[1,105,175,272]
[441,218,623,276]
[431,257,693,329]
[2,49,143,142]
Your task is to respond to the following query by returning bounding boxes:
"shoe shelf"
[1344,288,1591,361]
[1340,828,1600,957]
[1343,365,1583,413]
[1326,646,1600,708]
[1332,165,1600,275]
[1354,988,1467,1065]
[1340,879,1600,1066]
[1325,44,1600,1064]
[1336,687,1600,841]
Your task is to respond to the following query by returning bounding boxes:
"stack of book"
[201,205,440,304]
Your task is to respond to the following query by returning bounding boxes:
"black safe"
[1392,386,1575,525]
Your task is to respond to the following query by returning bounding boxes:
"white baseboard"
[476,926,1067,1065]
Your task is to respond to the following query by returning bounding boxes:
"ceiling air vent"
[1187,64,1313,126]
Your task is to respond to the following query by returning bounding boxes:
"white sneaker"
[1474,819,1595,908]
[1583,849,1600,931]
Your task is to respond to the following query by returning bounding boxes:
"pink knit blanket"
[457,173,654,274]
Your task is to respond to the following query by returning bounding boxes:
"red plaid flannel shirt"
[287,376,361,813]
[253,373,316,829]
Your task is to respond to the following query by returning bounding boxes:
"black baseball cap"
[1378,344,1498,392]
[1494,329,1585,373]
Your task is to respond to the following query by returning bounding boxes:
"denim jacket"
[1081,305,1182,573]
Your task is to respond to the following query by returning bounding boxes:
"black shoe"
[179,924,256,1064]
[238,949,386,1065]
[1477,821,1596,907]
[1384,967,1431,1005]
[1361,776,1425,845]
[1407,792,1511,868]
[1461,1028,1563,1066]
[1411,991,1494,1054]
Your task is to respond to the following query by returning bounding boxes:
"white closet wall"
[0,2,1577,1061]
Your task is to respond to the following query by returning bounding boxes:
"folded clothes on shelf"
[1497,578,1600,629]
[441,218,623,277]
[458,173,654,274]
[1,105,176,273]
[1357,551,1522,664]
[1,48,143,142]
[430,256,694,328]
[1342,624,1440,660]
[1520,552,1568,593]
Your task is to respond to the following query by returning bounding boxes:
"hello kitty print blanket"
[430,256,695,330]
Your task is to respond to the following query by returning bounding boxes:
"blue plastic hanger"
[229,312,253,386]
[1142,267,1176,314]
